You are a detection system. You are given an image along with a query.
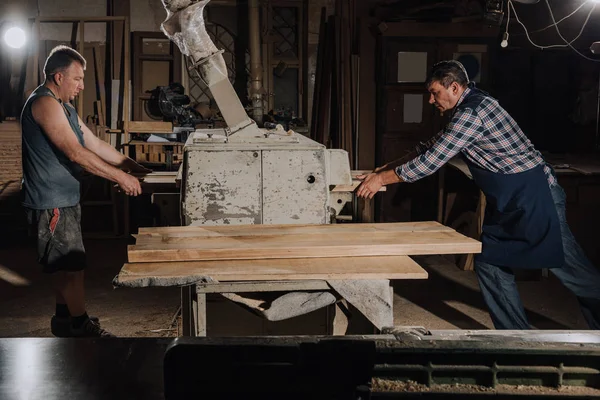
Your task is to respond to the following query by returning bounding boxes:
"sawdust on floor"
[372,378,600,396]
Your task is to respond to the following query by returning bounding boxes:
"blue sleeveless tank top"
[21,86,85,209]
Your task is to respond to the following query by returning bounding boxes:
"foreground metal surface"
[1,331,600,399]
[0,338,170,400]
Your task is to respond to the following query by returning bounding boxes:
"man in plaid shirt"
[357,60,600,330]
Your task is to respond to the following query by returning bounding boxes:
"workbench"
[118,255,430,337]
[115,222,480,337]
[178,279,391,336]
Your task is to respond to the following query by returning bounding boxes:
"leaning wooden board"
[127,222,481,263]
[115,255,428,286]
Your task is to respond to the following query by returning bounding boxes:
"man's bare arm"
[32,97,142,195]
[79,116,151,174]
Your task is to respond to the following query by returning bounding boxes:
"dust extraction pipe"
[248,0,264,124]
[160,0,255,135]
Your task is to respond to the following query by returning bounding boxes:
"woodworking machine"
[160,0,353,226]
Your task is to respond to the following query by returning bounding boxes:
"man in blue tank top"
[356,60,600,330]
[22,45,147,337]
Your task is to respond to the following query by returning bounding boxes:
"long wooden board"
[136,221,454,239]
[128,230,481,263]
[115,255,428,286]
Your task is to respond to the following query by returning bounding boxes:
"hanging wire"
[507,0,600,62]
[520,0,591,35]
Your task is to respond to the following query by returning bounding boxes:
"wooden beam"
[33,19,41,87]
[37,16,128,22]
[70,22,79,52]
[123,16,130,142]
[115,255,428,286]
[378,22,500,37]
[93,46,107,127]
[357,14,377,206]
[77,20,85,117]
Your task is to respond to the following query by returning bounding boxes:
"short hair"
[426,60,469,89]
[43,45,86,80]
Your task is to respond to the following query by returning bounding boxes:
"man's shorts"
[26,204,87,273]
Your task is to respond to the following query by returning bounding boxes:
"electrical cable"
[524,0,590,34]
[501,1,511,48]
[508,0,593,48]
[506,0,599,62]
[542,0,599,61]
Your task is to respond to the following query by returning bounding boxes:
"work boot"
[50,315,102,338]
[70,317,115,338]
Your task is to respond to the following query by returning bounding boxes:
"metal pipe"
[248,0,264,124]
[596,68,600,150]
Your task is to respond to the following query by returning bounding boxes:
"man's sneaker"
[50,315,72,338]
[70,317,115,338]
[50,315,103,338]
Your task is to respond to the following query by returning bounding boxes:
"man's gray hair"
[43,45,86,80]
[426,60,470,89]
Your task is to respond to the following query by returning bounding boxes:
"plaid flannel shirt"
[396,87,556,186]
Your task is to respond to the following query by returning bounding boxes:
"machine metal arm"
[160,0,260,138]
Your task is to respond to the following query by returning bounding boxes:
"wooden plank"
[128,121,173,133]
[137,221,454,238]
[379,22,500,38]
[176,164,183,188]
[140,176,178,185]
[128,230,481,262]
[93,46,107,127]
[195,280,331,293]
[331,180,386,192]
[77,20,85,117]
[33,19,40,87]
[447,157,472,179]
[568,165,600,176]
[123,16,130,142]
[115,255,428,286]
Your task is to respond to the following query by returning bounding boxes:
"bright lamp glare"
[4,27,26,49]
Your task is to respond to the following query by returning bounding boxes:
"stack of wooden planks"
[132,142,183,165]
[115,221,481,287]
[0,121,22,198]
[0,121,25,234]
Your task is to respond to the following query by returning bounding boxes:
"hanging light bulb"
[501,32,510,48]
[4,26,26,49]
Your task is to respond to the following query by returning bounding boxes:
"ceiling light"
[4,27,26,49]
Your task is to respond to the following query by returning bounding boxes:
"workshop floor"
[0,239,589,338]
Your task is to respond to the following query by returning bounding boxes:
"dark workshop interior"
[1,0,600,398]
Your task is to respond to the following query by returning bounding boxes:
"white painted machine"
[160,0,352,226]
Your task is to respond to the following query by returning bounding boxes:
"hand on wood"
[355,173,383,199]
[115,173,143,196]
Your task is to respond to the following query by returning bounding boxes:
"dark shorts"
[26,204,87,273]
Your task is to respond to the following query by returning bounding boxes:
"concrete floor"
[0,239,590,338]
